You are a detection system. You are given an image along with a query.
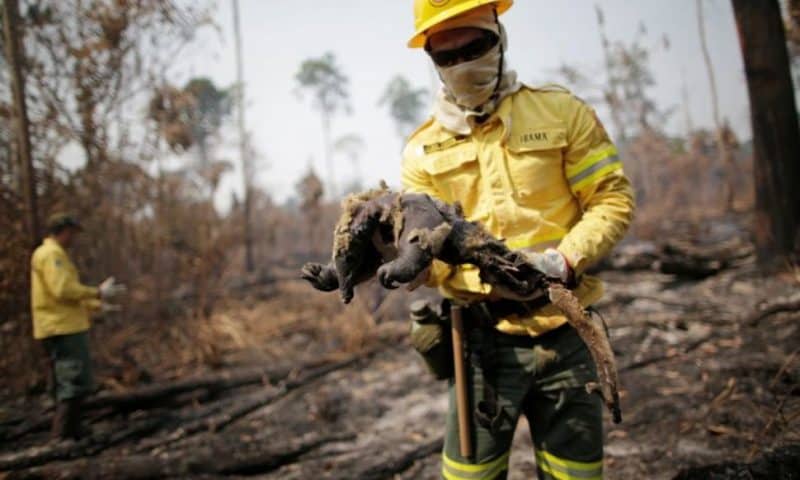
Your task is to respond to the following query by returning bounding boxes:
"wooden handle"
[450,305,472,459]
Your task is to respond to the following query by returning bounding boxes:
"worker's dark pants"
[441,323,604,480]
[42,331,94,440]
[42,332,94,440]
[41,331,94,401]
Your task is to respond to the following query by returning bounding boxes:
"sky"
[174,0,751,208]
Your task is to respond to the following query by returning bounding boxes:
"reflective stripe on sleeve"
[442,451,510,480]
[535,450,603,480]
[567,146,623,192]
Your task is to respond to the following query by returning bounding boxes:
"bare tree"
[590,10,671,140]
[295,53,351,198]
[295,166,324,255]
[680,69,695,137]
[577,15,671,204]
[697,0,736,210]
[334,133,365,189]
[595,5,627,142]
[2,0,40,248]
[15,1,209,172]
[183,78,233,167]
[232,0,253,273]
[732,0,800,260]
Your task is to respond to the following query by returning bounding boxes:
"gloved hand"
[523,248,573,284]
[409,300,453,380]
[100,302,122,314]
[99,276,127,299]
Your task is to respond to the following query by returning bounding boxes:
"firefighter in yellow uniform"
[402,1,635,478]
[31,214,126,440]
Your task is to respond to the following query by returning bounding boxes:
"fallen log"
[357,436,444,480]
[136,353,363,453]
[658,239,752,278]
[3,360,317,442]
[272,436,444,480]
[619,332,713,372]
[0,353,366,472]
[745,292,800,326]
[1,417,52,443]
[601,241,660,272]
[600,238,754,278]
[6,431,355,480]
[85,364,285,411]
[134,386,281,453]
[0,415,170,472]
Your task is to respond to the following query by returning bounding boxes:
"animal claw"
[301,262,339,291]
[377,268,399,290]
[340,287,355,304]
[301,262,321,276]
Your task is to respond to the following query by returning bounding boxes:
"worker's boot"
[63,398,88,440]
[50,401,70,441]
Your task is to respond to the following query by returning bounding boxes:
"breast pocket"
[423,143,479,205]
[505,128,568,204]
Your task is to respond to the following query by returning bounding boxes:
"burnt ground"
[0,261,798,479]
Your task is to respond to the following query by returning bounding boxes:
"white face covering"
[435,41,503,111]
[431,22,521,134]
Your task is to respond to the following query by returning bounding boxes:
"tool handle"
[450,305,472,459]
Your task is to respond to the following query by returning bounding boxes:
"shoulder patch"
[423,135,469,154]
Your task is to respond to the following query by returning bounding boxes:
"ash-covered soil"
[1,261,798,479]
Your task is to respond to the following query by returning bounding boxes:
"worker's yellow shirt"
[30,238,99,339]
[401,85,635,337]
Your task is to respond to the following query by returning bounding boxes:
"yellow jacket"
[401,85,635,337]
[30,238,100,339]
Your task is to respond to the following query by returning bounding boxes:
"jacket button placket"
[482,126,511,234]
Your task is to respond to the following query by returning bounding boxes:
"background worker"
[30,214,127,441]
[401,1,635,478]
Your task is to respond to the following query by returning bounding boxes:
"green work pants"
[41,331,94,401]
[442,322,603,480]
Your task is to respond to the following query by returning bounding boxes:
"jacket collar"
[44,237,66,255]
[437,92,515,139]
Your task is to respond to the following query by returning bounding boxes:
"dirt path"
[1,263,798,479]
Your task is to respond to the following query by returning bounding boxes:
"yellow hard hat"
[408,0,513,49]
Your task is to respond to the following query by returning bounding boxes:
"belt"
[461,295,572,349]
[464,314,572,348]
[469,295,551,324]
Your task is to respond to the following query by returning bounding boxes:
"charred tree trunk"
[732,0,800,260]
[3,0,40,248]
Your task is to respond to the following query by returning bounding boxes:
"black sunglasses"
[426,31,499,67]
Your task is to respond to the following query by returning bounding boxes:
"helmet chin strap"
[474,8,504,117]
[490,8,504,105]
